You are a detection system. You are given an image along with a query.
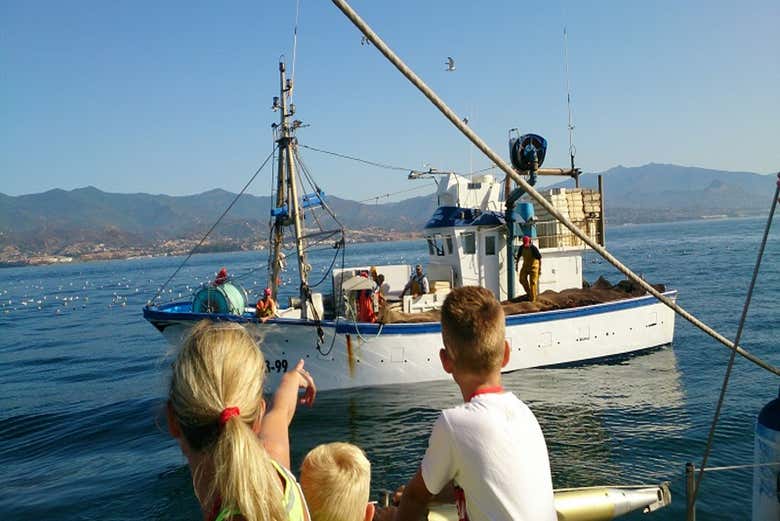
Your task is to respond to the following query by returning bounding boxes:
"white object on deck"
[426,483,672,521]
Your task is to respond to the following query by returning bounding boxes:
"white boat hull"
[145,291,676,391]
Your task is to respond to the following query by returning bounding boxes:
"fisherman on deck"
[400,264,429,298]
[515,235,542,302]
[356,270,377,323]
[375,273,389,307]
[213,267,229,286]
[256,287,277,322]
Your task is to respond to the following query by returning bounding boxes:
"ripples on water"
[0,217,778,520]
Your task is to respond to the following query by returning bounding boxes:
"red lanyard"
[467,386,504,402]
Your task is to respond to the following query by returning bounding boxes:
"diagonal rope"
[358,183,436,203]
[300,143,412,171]
[149,147,278,304]
[689,173,780,510]
[330,0,779,375]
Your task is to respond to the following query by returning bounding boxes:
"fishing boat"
[143,60,677,392]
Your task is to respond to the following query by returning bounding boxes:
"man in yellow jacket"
[515,235,542,301]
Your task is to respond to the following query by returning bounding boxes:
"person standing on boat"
[388,287,556,521]
[214,267,229,286]
[256,288,278,322]
[375,274,389,306]
[400,264,429,298]
[515,236,542,302]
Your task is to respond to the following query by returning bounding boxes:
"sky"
[2,1,778,201]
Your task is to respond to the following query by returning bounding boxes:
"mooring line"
[689,172,780,509]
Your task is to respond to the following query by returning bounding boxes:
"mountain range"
[0,163,774,264]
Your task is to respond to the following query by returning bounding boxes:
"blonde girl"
[167,320,315,521]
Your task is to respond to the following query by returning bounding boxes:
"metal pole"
[685,462,696,521]
[598,174,605,246]
[329,0,779,375]
[270,62,288,299]
[507,209,515,300]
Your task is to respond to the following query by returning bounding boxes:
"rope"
[317,239,346,357]
[302,143,491,203]
[295,147,345,227]
[358,183,437,204]
[330,0,779,376]
[689,172,780,510]
[309,241,344,288]
[300,143,412,172]
[149,147,278,304]
[354,318,384,342]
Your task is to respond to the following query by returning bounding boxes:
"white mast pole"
[271,61,308,307]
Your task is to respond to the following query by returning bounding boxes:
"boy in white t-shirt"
[392,286,556,521]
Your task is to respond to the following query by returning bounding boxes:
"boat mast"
[270,61,309,308]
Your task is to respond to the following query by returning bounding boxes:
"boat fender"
[753,386,780,520]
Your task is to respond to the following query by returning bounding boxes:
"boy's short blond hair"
[300,442,371,521]
[441,286,505,374]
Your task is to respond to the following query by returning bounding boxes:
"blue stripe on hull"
[335,291,676,334]
[144,291,677,335]
[517,344,670,370]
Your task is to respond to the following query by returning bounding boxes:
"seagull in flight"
[445,56,456,71]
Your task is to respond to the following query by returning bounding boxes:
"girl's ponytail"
[213,414,285,521]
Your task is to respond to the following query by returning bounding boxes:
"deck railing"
[684,460,780,520]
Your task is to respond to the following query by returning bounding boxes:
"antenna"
[290,0,301,104]
[563,26,577,183]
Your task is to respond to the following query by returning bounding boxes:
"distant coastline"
[2,164,774,268]
[0,230,423,268]
[1,214,767,269]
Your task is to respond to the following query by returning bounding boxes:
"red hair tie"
[219,406,240,425]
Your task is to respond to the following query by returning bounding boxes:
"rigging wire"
[689,173,780,511]
[295,148,344,225]
[302,142,495,203]
[300,143,412,172]
[358,183,436,204]
[294,150,328,232]
[149,147,278,304]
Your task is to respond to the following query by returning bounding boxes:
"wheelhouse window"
[445,236,454,255]
[460,232,476,254]
[485,235,496,255]
[427,235,445,256]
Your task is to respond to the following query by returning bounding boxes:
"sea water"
[1,216,778,520]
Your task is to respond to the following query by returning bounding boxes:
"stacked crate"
[566,189,586,247]
[530,188,601,248]
[532,188,568,248]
